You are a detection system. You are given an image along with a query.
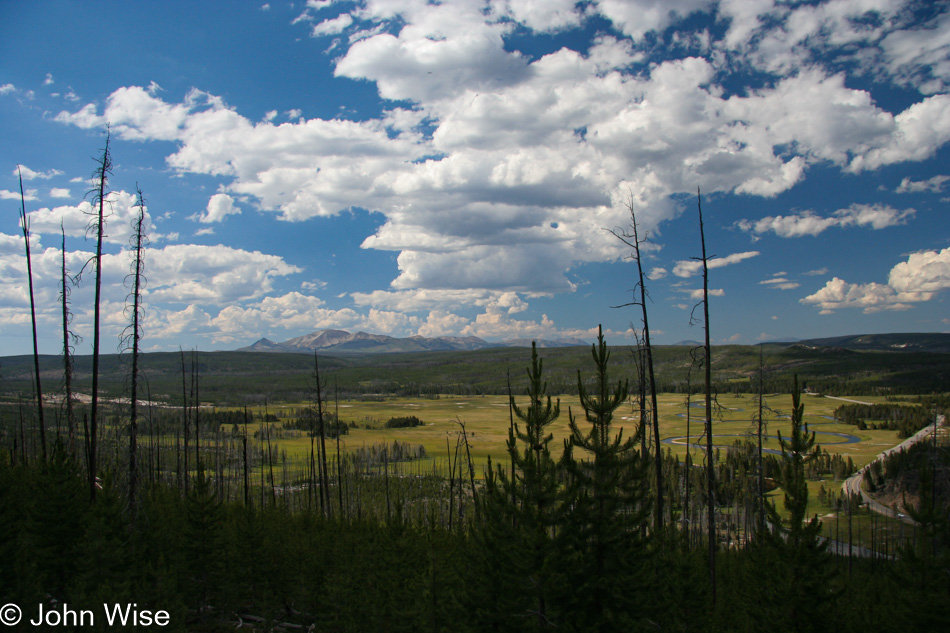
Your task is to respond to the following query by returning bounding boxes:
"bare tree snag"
[610,198,663,532]
[18,165,46,461]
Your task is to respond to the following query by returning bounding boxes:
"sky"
[1,0,949,357]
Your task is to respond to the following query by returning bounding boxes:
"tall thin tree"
[610,198,664,531]
[123,186,148,516]
[695,187,717,603]
[85,131,112,499]
[755,344,768,535]
[60,224,78,455]
[18,165,46,461]
[180,346,189,493]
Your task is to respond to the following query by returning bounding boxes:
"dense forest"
[2,337,949,631]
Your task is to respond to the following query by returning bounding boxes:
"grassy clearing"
[233,392,908,481]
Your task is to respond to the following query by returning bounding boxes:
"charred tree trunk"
[610,203,663,531]
[87,132,112,499]
[125,187,148,517]
[60,225,77,455]
[180,348,190,493]
[697,188,717,604]
[18,166,46,461]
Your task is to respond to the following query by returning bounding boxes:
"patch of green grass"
[235,392,911,478]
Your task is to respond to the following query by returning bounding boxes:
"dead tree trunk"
[86,132,112,499]
[696,188,717,604]
[125,186,148,517]
[18,166,46,461]
[60,224,77,455]
[610,201,663,531]
[180,347,189,493]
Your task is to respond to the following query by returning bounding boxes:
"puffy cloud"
[491,0,584,33]
[416,309,471,338]
[800,278,914,314]
[896,175,949,193]
[312,13,353,36]
[49,188,71,198]
[196,193,241,224]
[0,83,15,95]
[672,251,759,278]
[56,85,196,141]
[24,190,161,246]
[801,247,950,313]
[0,189,38,201]
[352,287,529,315]
[737,204,914,237]
[595,0,712,41]
[688,288,725,300]
[849,95,950,171]
[880,9,950,94]
[334,1,530,104]
[15,166,63,180]
[889,248,950,296]
[199,292,419,344]
[145,244,302,304]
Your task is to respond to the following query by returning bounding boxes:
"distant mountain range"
[235,330,950,355]
[236,329,589,354]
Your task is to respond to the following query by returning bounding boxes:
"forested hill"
[794,332,950,353]
[2,339,949,405]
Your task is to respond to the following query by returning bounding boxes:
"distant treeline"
[833,403,935,438]
[3,343,950,405]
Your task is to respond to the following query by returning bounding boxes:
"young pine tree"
[761,376,838,632]
[559,326,652,631]
[476,342,563,631]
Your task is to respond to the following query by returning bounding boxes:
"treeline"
[833,403,935,437]
[5,343,950,405]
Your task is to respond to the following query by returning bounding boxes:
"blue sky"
[2,0,949,356]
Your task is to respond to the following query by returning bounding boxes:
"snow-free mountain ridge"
[236,329,588,354]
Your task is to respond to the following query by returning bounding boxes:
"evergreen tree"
[477,343,563,631]
[760,377,838,632]
[893,461,950,629]
[183,464,225,620]
[558,326,652,631]
[71,473,135,626]
[31,442,88,602]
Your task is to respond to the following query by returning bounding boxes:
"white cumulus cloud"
[801,247,950,313]
[196,193,241,224]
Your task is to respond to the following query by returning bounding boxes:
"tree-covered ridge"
[3,341,950,405]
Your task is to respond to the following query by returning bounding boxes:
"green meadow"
[237,391,909,523]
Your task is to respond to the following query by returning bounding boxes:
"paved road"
[815,395,874,406]
[841,414,946,521]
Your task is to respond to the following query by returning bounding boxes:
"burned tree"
[122,186,148,516]
[60,224,78,455]
[83,131,112,499]
[17,165,46,461]
[610,197,664,532]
